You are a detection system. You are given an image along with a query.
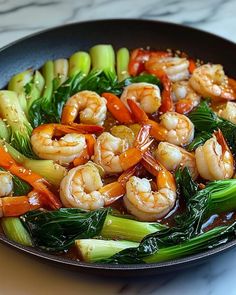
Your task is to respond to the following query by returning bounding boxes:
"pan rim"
[0,18,236,272]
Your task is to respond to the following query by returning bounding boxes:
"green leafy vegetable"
[189,101,236,154]
[21,208,110,251]
[187,131,212,151]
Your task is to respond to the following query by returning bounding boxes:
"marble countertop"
[0,0,236,294]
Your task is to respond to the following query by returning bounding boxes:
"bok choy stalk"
[28,60,55,128]
[90,45,116,76]
[99,168,236,264]
[76,239,138,263]
[54,58,69,85]
[76,224,236,263]
[189,101,236,154]
[69,51,91,77]
[0,118,10,142]
[1,217,32,246]
[116,47,130,82]
[0,140,66,187]
[20,209,166,252]
[101,214,166,242]
[8,69,33,116]
[0,90,34,158]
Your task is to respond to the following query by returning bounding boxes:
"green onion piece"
[116,47,130,82]
[101,214,166,242]
[76,239,138,263]
[90,44,115,75]
[1,217,32,246]
[69,51,91,77]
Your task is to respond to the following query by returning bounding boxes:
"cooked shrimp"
[60,162,136,210]
[0,171,13,197]
[124,154,176,221]
[120,82,161,114]
[93,125,152,174]
[189,64,235,100]
[145,56,189,82]
[127,99,194,146]
[172,80,201,114]
[31,123,101,166]
[217,101,236,124]
[155,142,198,179]
[61,90,107,126]
[195,130,234,180]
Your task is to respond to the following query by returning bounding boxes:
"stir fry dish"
[1,44,236,264]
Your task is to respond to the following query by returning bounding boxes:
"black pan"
[0,19,236,276]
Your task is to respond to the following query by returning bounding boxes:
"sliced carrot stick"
[102,92,134,124]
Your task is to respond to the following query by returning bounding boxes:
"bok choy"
[0,90,34,158]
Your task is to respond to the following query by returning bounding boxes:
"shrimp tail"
[175,98,195,114]
[55,123,104,134]
[188,59,196,74]
[101,165,138,205]
[73,134,96,166]
[119,125,152,170]
[102,92,134,124]
[214,129,231,154]
[127,99,167,141]
[142,152,176,191]
[0,146,61,210]
[147,69,174,113]
[0,191,41,217]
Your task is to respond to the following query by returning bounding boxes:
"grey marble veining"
[0,1,236,295]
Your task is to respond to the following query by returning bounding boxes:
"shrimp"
[31,123,102,166]
[61,90,107,126]
[124,153,176,221]
[60,162,136,210]
[155,142,198,179]
[145,56,190,82]
[120,82,161,114]
[189,64,235,100]
[0,171,13,196]
[172,80,201,114]
[217,101,236,124]
[93,125,152,174]
[127,99,194,146]
[195,130,234,180]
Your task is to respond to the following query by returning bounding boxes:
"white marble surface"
[0,0,236,294]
